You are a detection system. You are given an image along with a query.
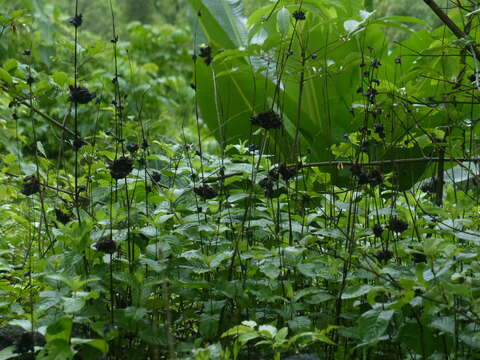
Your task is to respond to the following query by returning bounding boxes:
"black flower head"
[126,142,139,153]
[375,249,393,262]
[198,44,213,65]
[248,144,260,153]
[411,251,427,263]
[278,163,297,181]
[373,123,385,138]
[55,209,72,225]
[371,59,381,68]
[73,137,86,150]
[150,171,161,183]
[69,14,83,27]
[350,164,363,177]
[351,165,369,185]
[95,236,116,254]
[421,180,435,193]
[14,331,45,354]
[388,217,409,233]
[109,156,134,179]
[372,224,383,238]
[194,184,218,200]
[259,176,282,198]
[259,176,274,190]
[251,109,282,130]
[69,85,96,104]
[368,169,384,186]
[21,175,41,196]
[292,10,306,20]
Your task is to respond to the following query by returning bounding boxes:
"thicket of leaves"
[0,0,479,359]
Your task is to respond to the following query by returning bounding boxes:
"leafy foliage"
[0,0,479,360]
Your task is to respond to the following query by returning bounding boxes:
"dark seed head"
[259,176,274,189]
[292,10,306,20]
[368,169,384,186]
[23,49,31,56]
[194,184,218,200]
[421,180,435,193]
[251,109,282,130]
[411,251,427,263]
[372,224,383,237]
[14,331,45,354]
[150,171,161,183]
[95,236,116,254]
[109,156,134,179]
[69,14,83,27]
[388,217,409,233]
[371,59,381,68]
[126,142,139,153]
[375,249,393,262]
[55,209,72,225]
[199,44,213,65]
[350,164,363,177]
[248,144,259,153]
[21,175,41,196]
[278,163,297,181]
[73,137,86,150]
[69,85,96,104]
[373,123,385,138]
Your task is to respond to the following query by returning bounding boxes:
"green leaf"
[70,338,108,354]
[430,316,455,335]
[258,325,277,339]
[355,309,394,346]
[341,284,374,299]
[0,68,13,84]
[63,297,85,313]
[46,317,72,343]
[139,257,166,273]
[288,316,312,333]
[344,19,361,33]
[260,258,280,280]
[3,59,17,72]
[222,324,256,338]
[187,0,246,48]
[209,250,233,268]
[0,346,15,360]
[52,72,69,86]
[275,327,288,343]
[276,7,290,37]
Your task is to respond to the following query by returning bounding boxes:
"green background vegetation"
[0,0,479,359]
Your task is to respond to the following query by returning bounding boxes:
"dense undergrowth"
[0,0,480,359]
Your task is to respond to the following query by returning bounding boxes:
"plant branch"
[423,0,480,60]
[1,84,82,140]
[204,157,479,183]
